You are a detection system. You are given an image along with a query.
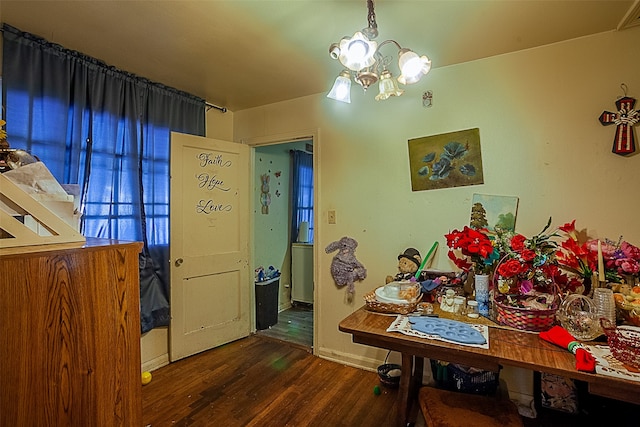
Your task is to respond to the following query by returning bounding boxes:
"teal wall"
[254,140,312,309]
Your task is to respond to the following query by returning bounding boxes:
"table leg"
[413,357,424,391]
[397,353,415,427]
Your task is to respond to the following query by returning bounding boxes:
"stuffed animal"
[260,174,271,214]
[386,248,453,303]
[325,236,367,295]
[386,248,423,284]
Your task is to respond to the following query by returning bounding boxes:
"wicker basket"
[614,295,640,326]
[601,318,640,370]
[430,360,500,395]
[363,289,422,315]
[494,294,558,332]
[490,252,561,332]
[377,363,402,388]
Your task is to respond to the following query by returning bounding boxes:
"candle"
[598,240,605,282]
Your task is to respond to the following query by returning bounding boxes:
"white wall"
[234,27,640,402]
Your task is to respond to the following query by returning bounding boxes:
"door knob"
[175,258,184,267]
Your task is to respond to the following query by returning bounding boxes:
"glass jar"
[453,296,466,315]
[466,300,479,318]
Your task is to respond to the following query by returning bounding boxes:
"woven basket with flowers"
[491,218,571,332]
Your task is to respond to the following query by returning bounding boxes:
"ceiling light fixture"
[327,0,431,103]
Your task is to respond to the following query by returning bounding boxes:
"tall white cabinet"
[292,243,314,304]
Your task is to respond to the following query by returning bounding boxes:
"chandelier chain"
[366,0,378,33]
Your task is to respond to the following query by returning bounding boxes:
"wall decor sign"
[408,128,484,191]
[599,95,638,156]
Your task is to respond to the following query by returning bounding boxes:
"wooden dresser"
[0,238,143,426]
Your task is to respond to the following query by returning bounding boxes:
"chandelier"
[327,0,431,103]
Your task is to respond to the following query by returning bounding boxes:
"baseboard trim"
[142,353,170,373]
[315,346,380,372]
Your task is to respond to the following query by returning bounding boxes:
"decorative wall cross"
[598,96,638,156]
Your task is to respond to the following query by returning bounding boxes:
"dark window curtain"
[290,149,313,243]
[2,24,205,333]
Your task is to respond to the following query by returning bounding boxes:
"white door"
[169,132,250,362]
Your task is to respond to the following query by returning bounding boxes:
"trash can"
[255,276,279,330]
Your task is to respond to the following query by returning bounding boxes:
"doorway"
[253,138,314,351]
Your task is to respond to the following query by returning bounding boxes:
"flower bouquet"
[557,220,640,290]
[606,239,640,285]
[555,220,598,295]
[605,240,640,326]
[445,226,500,315]
[492,218,567,331]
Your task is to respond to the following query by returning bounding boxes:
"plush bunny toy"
[325,236,367,295]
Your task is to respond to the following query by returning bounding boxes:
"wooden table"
[339,307,640,427]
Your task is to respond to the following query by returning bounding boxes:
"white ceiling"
[1,1,639,112]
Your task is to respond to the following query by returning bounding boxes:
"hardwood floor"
[142,335,399,426]
[256,304,313,351]
[142,324,639,426]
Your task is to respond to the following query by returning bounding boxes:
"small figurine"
[439,289,457,312]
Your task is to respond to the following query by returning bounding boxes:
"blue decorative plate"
[409,317,487,345]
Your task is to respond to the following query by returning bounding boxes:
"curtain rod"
[205,102,227,113]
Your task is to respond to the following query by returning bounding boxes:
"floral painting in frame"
[470,193,519,232]
[408,128,484,191]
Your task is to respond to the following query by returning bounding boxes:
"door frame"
[244,129,319,354]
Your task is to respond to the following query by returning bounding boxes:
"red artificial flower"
[559,220,577,237]
[445,226,497,274]
[510,234,527,252]
[621,241,640,260]
[615,258,640,275]
[546,264,581,293]
[555,223,596,279]
[497,258,527,278]
[521,249,536,262]
[447,250,472,271]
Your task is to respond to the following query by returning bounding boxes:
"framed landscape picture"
[470,193,519,231]
[408,128,484,191]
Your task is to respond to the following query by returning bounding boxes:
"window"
[291,148,313,243]
[2,24,205,332]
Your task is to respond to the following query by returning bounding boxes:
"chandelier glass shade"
[326,70,352,103]
[375,70,403,101]
[337,32,378,71]
[327,0,431,103]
